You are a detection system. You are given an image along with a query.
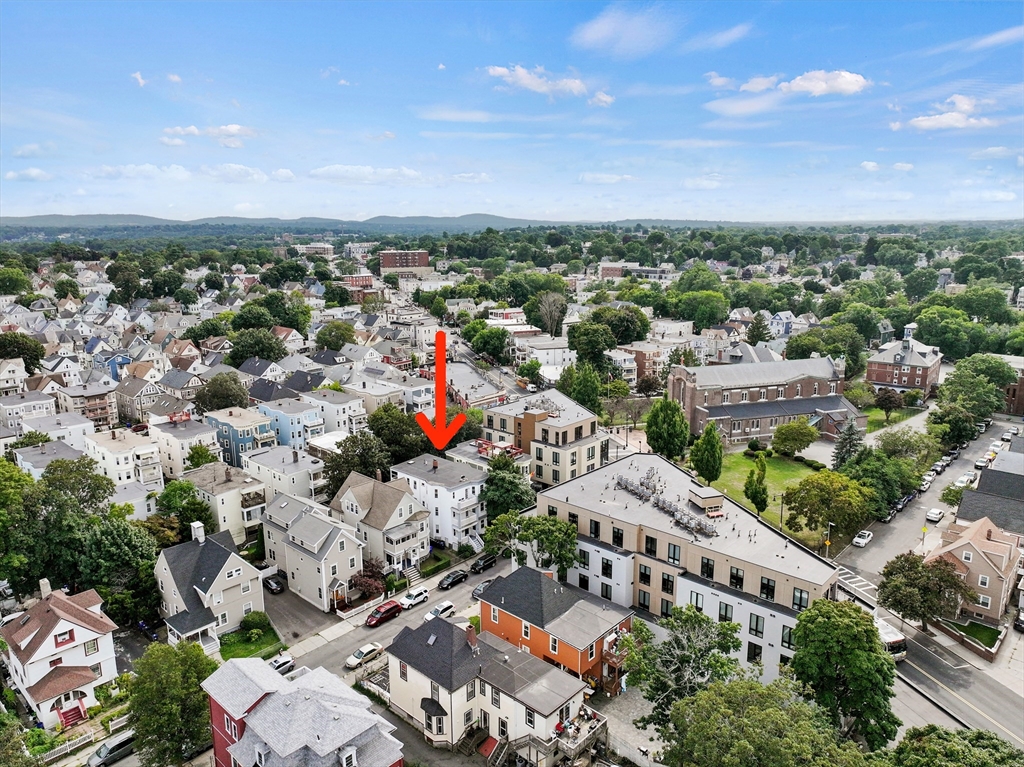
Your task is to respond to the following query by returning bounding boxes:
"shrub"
[469,615,481,633]
[764,449,773,458]
[743,449,757,458]
[87,705,103,718]
[793,455,806,463]
[2,688,15,709]
[247,628,264,643]
[748,438,761,451]
[24,728,61,755]
[457,543,476,560]
[420,555,452,578]
[240,611,271,633]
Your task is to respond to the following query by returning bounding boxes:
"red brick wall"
[209,696,246,767]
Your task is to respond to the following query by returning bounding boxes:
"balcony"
[311,474,328,488]
[135,454,160,466]
[241,491,266,508]
[511,706,607,763]
[255,431,276,444]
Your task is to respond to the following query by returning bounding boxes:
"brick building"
[379,250,431,277]
[865,322,943,397]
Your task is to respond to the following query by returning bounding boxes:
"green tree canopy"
[193,372,249,415]
[367,402,429,464]
[323,431,393,499]
[567,321,618,370]
[869,725,1024,767]
[471,326,512,363]
[181,318,230,344]
[783,470,874,535]
[832,421,865,470]
[743,451,769,516]
[316,320,356,350]
[744,312,774,345]
[877,553,976,631]
[226,328,287,367]
[0,332,46,374]
[517,359,542,385]
[570,362,603,414]
[646,395,689,461]
[772,416,819,454]
[874,387,906,421]
[691,422,724,483]
[184,443,220,471]
[481,457,535,521]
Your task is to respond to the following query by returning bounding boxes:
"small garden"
[943,619,1001,648]
[863,406,916,433]
[218,611,284,661]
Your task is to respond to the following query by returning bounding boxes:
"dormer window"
[55,629,75,647]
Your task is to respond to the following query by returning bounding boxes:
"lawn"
[218,626,283,660]
[863,406,916,433]
[943,620,1001,648]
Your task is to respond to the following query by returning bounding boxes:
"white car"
[953,472,977,488]
[1009,426,1020,436]
[922,471,937,483]
[423,600,456,623]
[398,587,430,609]
[267,653,295,674]
[919,480,932,492]
[852,530,873,547]
[1001,432,1014,442]
[345,642,384,669]
[925,508,945,523]
[988,441,1004,452]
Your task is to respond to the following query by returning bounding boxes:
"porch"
[167,622,221,655]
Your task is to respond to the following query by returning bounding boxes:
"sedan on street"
[919,480,932,492]
[974,458,990,470]
[852,531,874,547]
[926,508,945,523]
[267,654,295,674]
[472,579,495,599]
[437,570,469,590]
[345,642,384,669]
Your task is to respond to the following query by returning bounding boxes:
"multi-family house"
[603,349,638,386]
[114,376,165,423]
[616,341,667,381]
[185,462,267,545]
[202,660,404,767]
[479,567,633,695]
[541,453,840,682]
[261,494,363,612]
[271,325,306,354]
[256,397,326,449]
[242,445,330,502]
[14,440,86,479]
[157,368,204,401]
[150,415,221,479]
[388,620,604,766]
[481,390,609,487]
[390,455,488,550]
[865,323,943,397]
[56,380,119,430]
[0,391,56,429]
[447,438,533,478]
[83,429,163,490]
[19,411,95,452]
[298,389,368,434]
[445,361,506,410]
[329,472,429,576]
[156,522,264,655]
[238,357,290,383]
[204,407,277,467]
[0,357,28,395]
[0,581,118,729]
[926,516,1023,623]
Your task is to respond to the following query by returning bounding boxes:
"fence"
[606,731,661,767]
[108,713,132,733]
[41,732,96,764]
[336,593,385,622]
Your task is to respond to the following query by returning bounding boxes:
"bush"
[247,628,264,643]
[743,449,757,457]
[469,615,481,633]
[100,707,130,732]
[87,705,103,718]
[420,555,452,578]
[240,611,271,633]
[457,543,476,560]
[764,449,773,458]
[748,438,761,451]
[793,455,806,463]
[2,688,15,709]
[24,728,61,755]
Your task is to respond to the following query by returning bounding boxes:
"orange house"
[479,567,634,694]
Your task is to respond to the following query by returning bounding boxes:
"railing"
[108,713,132,733]
[241,493,267,508]
[41,732,96,764]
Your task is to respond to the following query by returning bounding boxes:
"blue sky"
[1,1,1022,222]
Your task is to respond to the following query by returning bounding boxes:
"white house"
[0,391,56,429]
[19,412,95,452]
[390,455,488,550]
[242,445,330,503]
[83,429,164,490]
[298,389,368,434]
[184,462,268,545]
[0,357,28,395]
[150,417,221,480]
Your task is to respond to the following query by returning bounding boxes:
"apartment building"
[617,341,668,381]
[604,349,638,386]
[14,440,85,480]
[256,397,326,449]
[56,380,118,430]
[151,416,221,479]
[261,494,363,612]
[539,453,840,682]
[204,407,277,467]
[482,389,609,487]
[298,388,368,434]
[0,391,56,429]
[242,446,330,503]
[379,249,431,277]
[390,455,488,550]
[185,462,267,545]
[865,323,943,397]
[17,412,94,452]
[993,354,1024,416]
[114,376,165,423]
[83,429,163,490]
[0,357,27,395]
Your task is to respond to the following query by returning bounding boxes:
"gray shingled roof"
[956,490,1023,536]
[684,356,839,389]
[388,619,492,692]
[162,530,239,634]
[200,657,287,718]
[704,394,858,421]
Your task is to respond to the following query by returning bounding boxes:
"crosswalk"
[835,566,878,607]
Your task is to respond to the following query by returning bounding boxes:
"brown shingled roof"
[0,590,117,666]
[26,665,97,703]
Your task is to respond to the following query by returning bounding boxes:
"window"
[759,389,767,401]
[491,606,498,623]
[601,583,612,600]
[741,391,748,402]
[690,591,704,612]
[550,636,558,654]
[522,622,530,639]
[54,629,74,646]
[978,595,991,608]
[645,536,658,557]
[719,602,733,623]
[429,681,439,701]
[777,387,784,398]
[639,564,651,585]
[589,643,596,661]
[578,573,590,590]
[792,588,809,612]
[568,512,578,527]
[729,567,744,591]
[638,590,650,611]
[759,577,775,602]
[217,612,228,627]
[587,446,596,461]
[700,557,714,580]
[49,657,63,667]
[747,642,763,664]
[601,558,613,578]
[256,751,265,767]
[243,602,253,616]
[547,504,558,517]
[962,551,973,563]
[552,469,560,483]
[661,573,674,595]
[435,717,445,735]
[525,709,535,728]
[590,519,601,539]
[612,527,624,547]
[400,662,408,681]
[732,421,741,432]
[781,626,795,650]
[579,549,590,570]
[536,447,543,461]
[498,718,507,738]
[84,639,99,656]
[661,599,673,618]
[722,392,730,404]
[979,575,990,588]
[667,543,680,566]
[241,580,251,594]
[749,613,765,638]
[795,384,802,397]
[813,383,819,396]
[492,687,501,707]
[225,567,242,580]
[552,452,560,466]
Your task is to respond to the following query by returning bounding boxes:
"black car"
[263,577,284,594]
[437,570,468,590]
[1014,610,1024,633]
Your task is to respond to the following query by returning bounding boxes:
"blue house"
[203,407,278,467]
[256,398,325,449]
[93,349,133,382]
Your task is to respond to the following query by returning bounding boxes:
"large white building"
[150,417,221,480]
[299,389,368,434]
[83,429,164,490]
[19,412,95,452]
[242,445,330,503]
[390,455,488,550]
[0,391,56,429]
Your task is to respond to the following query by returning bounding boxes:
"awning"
[420,697,448,718]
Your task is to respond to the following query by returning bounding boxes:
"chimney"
[465,624,479,654]
[229,410,234,416]
[191,521,206,544]
[987,529,992,540]
[40,578,52,599]
[224,465,232,482]
[432,459,438,474]
[292,449,299,463]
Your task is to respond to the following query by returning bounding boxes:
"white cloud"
[683,174,723,189]
[167,73,182,83]
[159,137,185,146]
[969,146,1015,159]
[704,71,736,89]
[904,94,1000,131]
[778,70,871,96]
[578,173,635,184]
[452,172,493,184]
[234,202,261,212]
[271,169,296,181]
[416,106,559,123]
[12,142,56,157]
[704,90,786,116]
[338,79,350,86]
[570,6,677,59]
[860,161,880,171]
[682,23,752,52]
[92,164,191,181]
[948,189,1017,202]
[131,71,147,87]
[588,91,615,108]
[200,164,268,183]
[163,124,257,147]
[370,131,396,140]
[164,125,201,136]
[485,65,587,98]
[320,66,339,78]
[309,164,422,184]
[4,167,53,181]
[893,162,914,171]
[740,75,779,93]
[73,188,86,196]
[965,25,1024,50]
[438,63,446,70]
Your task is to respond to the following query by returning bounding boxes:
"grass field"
[943,620,1001,648]
[218,626,283,660]
[863,406,916,432]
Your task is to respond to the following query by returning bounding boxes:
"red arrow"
[416,330,466,450]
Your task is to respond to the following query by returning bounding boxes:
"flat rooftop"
[84,429,158,451]
[300,389,362,406]
[392,454,486,487]
[487,388,595,427]
[185,461,264,493]
[150,419,216,438]
[245,445,324,473]
[204,407,272,428]
[20,412,93,432]
[258,398,317,415]
[539,453,836,587]
[15,440,84,468]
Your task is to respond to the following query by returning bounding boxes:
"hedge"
[419,555,452,579]
[793,455,806,463]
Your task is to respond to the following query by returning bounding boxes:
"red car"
[365,600,403,627]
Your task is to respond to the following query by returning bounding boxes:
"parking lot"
[263,580,340,642]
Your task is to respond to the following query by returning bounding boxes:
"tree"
[874,388,905,422]
[368,403,429,464]
[877,553,976,632]
[79,516,157,591]
[461,318,487,344]
[927,402,978,447]
[483,510,526,561]
[4,429,51,462]
[570,363,603,414]
[173,288,199,306]
[938,369,1003,421]
[323,282,352,306]
[622,605,742,733]
[914,306,971,359]
[150,270,184,298]
[745,312,773,345]
[192,372,249,415]
[555,364,576,396]
[839,448,919,520]
[471,326,512,363]
[665,676,868,767]
[783,470,874,536]
[323,432,393,499]
[0,266,32,294]
[903,268,939,302]
[156,480,199,518]
[231,304,276,332]
[181,318,229,344]
[0,715,40,767]
[226,328,287,367]
[184,444,219,471]
[636,375,660,397]
[622,396,651,429]
[939,483,964,508]
[646,395,689,461]
[902,389,922,408]
[519,516,579,575]
[537,291,567,336]
[772,416,818,455]
[0,332,46,374]
[481,458,535,521]
[54,278,81,299]
[590,305,651,344]
[316,320,356,350]
[691,422,724,483]
[873,725,1024,767]
[128,641,219,767]
[953,353,1018,389]
[605,378,630,399]
[567,321,617,370]
[743,452,769,516]
[844,382,876,410]
[516,359,542,385]
[832,421,865,470]
[790,599,901,751]
[351,557,385,599]
[874,426,942,470]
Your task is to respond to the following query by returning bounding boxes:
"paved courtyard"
[264,584,339,642]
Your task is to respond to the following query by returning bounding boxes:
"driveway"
[264,584,339,643]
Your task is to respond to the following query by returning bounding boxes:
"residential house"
[242,445,330,502]
[261,494,363,612]
[204,407,277,467]
[56,380,119,430]
[0,357,28,395]
[298,389,368,434]
[185,461,267,545]
[616,342,667,381]
[202,660,403,767]
[391,455,488,550]
[956,445,1024,537]
[447,438,533,479]
[446,361,505,410]
[992,354,1024,416]
[148,394,196,425]
[157,368,205,401]
[329,472,429,576]
[83,429,164,490]
[0,391,56,429]
[14,440,86,480]
[156,522,264,655]
[865,323,942,397]
[151,416,221,480]
[19,411,95,452]
[271,325,306,354]
[603,349,638,386]
[238,357,290,383]
[256,397,326,449]
[768,311,797,338]
[0,581,118,729]
[114,376,165,423]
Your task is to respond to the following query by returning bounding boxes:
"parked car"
[852,530,874,547]
[925,508,945,523]
[87,731,136,767]
[954,472,977,488]
[263,576,284,594]
[1014,609,1024,633]
[988,441,1005,452]
[919,480,932,492]
[1001,432,1014,443]
[470,553,497,574]
[882,508,896,523]
[267,653,295,674]
[930,462,945,475]
[946,448,961,460]
[974,458,990,470]
[939,455,953,467]
[1008,425,1020,436]
[983,451,998,462]
[365,600,403,627]
[437,570,469,590]
[472,579,495,599]
[922,471,937,483]
[398,587,430,609]
[423,600,456,622]
[345,642,384,669]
